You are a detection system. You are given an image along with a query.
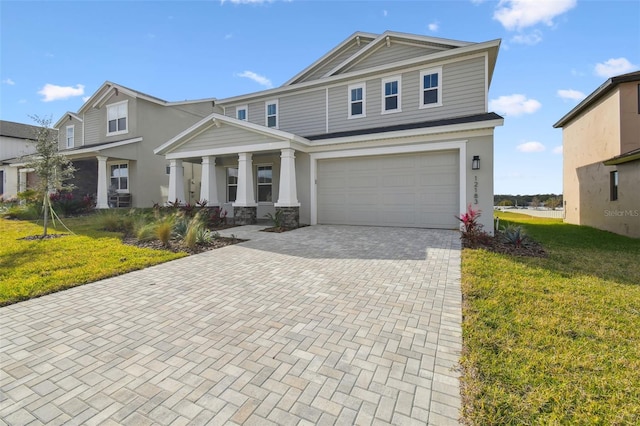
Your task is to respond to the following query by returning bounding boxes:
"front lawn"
[0,217,185,306]
[461,212,640,424]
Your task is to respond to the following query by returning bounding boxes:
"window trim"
[265,100,278,129]
[610,170,618,201]
[237,105,248,121]
[381,75,402,114]
[66,125,74,149]
[227,166,238,203]
[256,164,273,204]
[348,82,366,119]
[419,67,443,109]
[109,161,130,194]
[106,100,129,136]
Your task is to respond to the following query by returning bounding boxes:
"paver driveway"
[0,225,462,425]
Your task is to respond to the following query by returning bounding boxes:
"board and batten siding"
[297,39,372,83]
[171,123,283,154]
[345,43,443,74]
[326,55,486,134]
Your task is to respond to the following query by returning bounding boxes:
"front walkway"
[0,225,462,425]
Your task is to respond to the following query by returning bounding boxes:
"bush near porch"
[461,212,640,425]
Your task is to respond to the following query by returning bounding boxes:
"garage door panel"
[318,151,459,228]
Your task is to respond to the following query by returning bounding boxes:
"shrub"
[49,190,95,217]
[206,207,228,228]
[156,218,173,247]
[501,225,530,248]
[96,210,134,233]
[1,204,40,220]
[265,209,284,228]
[456,204,492,247]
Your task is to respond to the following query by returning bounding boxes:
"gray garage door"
[317,150,459,228]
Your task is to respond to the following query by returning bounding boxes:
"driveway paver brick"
[1,225,462,425]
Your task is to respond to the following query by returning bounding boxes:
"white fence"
[495,208,564,219]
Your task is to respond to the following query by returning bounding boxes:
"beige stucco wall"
[562,89,621,225]
[465,134,494,234]
[619,82,640,154]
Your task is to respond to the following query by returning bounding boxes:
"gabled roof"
[283,30,473,87]
[0,120,53,140]
[553,70,640,128]
[53,112,83,129]
[282,31,378,86]
[154,113,310,155]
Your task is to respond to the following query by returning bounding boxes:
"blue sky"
[1,0,638,194]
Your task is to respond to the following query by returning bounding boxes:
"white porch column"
[274,148,300,207]
[199,156,219,206]
[234,152,256,206]
[168,159,185,204]
[18,169,28,194]
[96,155,109,209]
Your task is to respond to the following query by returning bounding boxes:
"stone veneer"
[233,206,257,225]
[276,206,299,229]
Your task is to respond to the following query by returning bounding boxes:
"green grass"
[0,215,185,306]
[461,212,640,425]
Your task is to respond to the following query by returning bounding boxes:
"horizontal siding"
[172,123,281,153]
[327,55,486,134]
[83,93,138,145]
[279,89,325,135]
[56,116,83,150]
[83,108,101,146]
[346,44,441,73]
[301,40,371,83]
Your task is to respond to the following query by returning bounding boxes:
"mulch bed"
[20,234,69,241]
[122,235,243,255]
[463,233,547,258]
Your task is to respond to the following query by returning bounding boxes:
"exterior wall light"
[472,155,480,170]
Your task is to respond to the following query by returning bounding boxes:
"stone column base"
[233,206,257,225]
[276,206,300,229]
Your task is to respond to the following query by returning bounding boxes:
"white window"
[227,167,238,202]
[66,125,74,148]
[257,165,272,203]
[266,101,278,128]
[382,76,401,113]
[237,105,248,121]
[420,68,442,108]
[107,101,128,135]
[109,163,129,193]
[348,83,366,118]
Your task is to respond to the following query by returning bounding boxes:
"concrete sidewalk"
[0,225,462,425]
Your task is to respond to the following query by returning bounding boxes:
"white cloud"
[594,58,638,78]
[494,0,576,31]
[428,21,439,32]
[557,89,586,101]
[489,94,541,116]
[236,71,273,88]
[2,78,15,85]
[571,68,585,77]
[383,9,388,17]
[510,30,542,45]
[553,146,563,154]
[82,96,90,102]
[37,83,85,102]
[517,141,546,153]
[224,33,233,40]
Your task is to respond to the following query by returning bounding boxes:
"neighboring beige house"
[554,70,640,238]
[156,30,504,231]
[0,120,43,199]
[47,82,218,208]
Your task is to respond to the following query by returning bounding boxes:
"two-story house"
[52,82,218,208]
[155,31,503,231]
[554,71,640,238]
[0,120,43,199]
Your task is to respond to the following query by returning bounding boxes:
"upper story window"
[610,170,618,201]
[237,105,248,121]
[266,100,278,128]
[382,76,401,113]
[107,100,128,135]
[227,167,238,202]
[66,125,74,148]
[348,83,366,119]
[420,67,442,108]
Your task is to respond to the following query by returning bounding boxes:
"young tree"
[24,115,75,236]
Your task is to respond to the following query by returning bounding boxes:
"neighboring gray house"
[49,82,218,208]
[155,31,503,232]
[0,120,43,199]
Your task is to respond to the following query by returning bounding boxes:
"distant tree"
[23,115,75,236]
[497,199,513,207]
[530,196,541,209]
[545,196,562,210]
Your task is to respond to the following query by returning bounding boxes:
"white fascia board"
[217,39,501,106]
[165,140,297,160]
[168,97,217,106]
[62,137,143,158]
[282,31,378,86]
[53,112,84,129]
[310,139,466,160]
[308,118,504,148]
